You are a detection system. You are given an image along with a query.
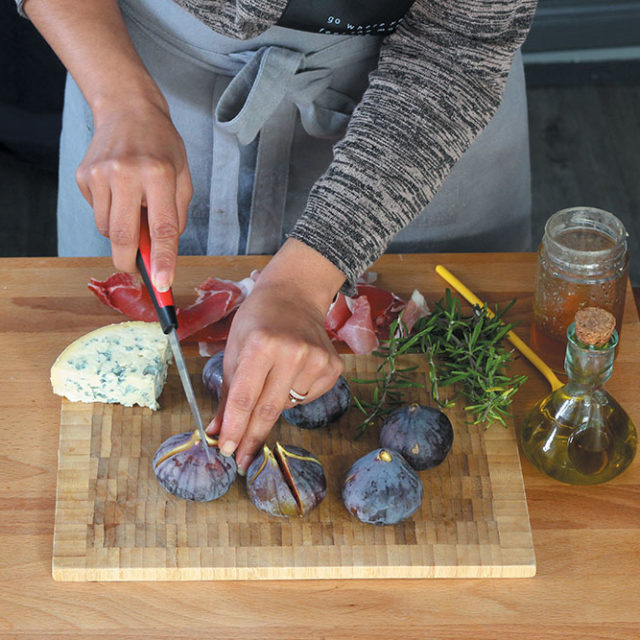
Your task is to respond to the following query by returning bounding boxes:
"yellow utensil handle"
[435,265,563,391]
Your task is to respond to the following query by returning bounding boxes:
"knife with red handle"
[136,211,211,459]
[135,212,178,334]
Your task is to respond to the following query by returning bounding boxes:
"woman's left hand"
[206,239,346,474]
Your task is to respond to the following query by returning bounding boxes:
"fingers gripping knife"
[136,212,212,461]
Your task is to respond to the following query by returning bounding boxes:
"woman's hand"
[23,0,192,291]
[206,239,346,474]
[76,99,193,291]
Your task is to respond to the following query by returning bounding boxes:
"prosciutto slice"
[88,273,157,322]
[335,296,379,355]
[325,293,352,340]
[176,277,247,340]
[88,273,253,341]
[355,283,406,339]
[324,281,407,352]
[401,289,431,334]
[88,269,415,355]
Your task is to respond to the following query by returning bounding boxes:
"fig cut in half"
[246,443,327,518]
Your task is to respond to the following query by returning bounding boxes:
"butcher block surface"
[53,354,535,581]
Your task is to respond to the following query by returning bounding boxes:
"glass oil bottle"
[520,308,637,485]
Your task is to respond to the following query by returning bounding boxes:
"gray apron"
[56,0,531,261]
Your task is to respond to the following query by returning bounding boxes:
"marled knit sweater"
[17,0,537,291]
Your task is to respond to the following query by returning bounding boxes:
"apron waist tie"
[207,38,380,255]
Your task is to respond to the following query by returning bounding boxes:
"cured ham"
[324,282,407,352]
[176,277,247,340]
[401,289,431,334]
[335,296,379,355]
[88,273,254,341]
[189,310,236,343]
[88,273,157,323]
[88,269,414,355]
[355,283,406,339]
[325,293,352,340]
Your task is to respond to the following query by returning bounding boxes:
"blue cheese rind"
[51,321,172,410]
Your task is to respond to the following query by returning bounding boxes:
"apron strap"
[210,37,381,255]
[246,101,297,253]
[208,76,243,255]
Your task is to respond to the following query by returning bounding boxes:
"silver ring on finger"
[288,388,308,404]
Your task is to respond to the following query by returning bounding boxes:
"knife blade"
[136,210,212,461]
[165,327,211,456]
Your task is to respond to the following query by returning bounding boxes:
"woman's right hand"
[23,0,193,291]
[76,98,193,291]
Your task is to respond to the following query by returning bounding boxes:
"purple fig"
[202,351,225,400]
[246,442,326,517]
[153,430,236,501]
[379,403,453,470]
[342,448,423,525]
[282,375,351,429]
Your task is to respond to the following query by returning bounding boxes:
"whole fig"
[282,375,351,429]
[202,351,225,400]
[379,403,453,470]
[342,448,423,525]
[153,430,237,502]
[246,442,327,517]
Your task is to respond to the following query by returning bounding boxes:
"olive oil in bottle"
[520,308,637,485]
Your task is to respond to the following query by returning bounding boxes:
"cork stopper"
[574,307,616,346]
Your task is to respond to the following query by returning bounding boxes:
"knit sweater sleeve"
[287,0,537,294]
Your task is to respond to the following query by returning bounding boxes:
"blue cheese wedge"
[51,321,172,410]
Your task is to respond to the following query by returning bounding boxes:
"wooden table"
[1,254,638,639]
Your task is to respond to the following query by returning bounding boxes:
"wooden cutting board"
[52,354,535,581]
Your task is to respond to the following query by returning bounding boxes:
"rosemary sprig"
[352,289,528,435]
[351,315,423,439]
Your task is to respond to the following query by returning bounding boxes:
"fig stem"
[154,429,219,469]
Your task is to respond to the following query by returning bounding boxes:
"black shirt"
[277,0,416,35]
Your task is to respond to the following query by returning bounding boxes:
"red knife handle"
[136,210,178,335]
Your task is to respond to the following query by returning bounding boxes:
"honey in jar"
[531,207,629,372]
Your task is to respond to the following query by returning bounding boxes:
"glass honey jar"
[531,207,629,372]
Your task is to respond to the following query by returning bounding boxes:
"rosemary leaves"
[352,289,528,436]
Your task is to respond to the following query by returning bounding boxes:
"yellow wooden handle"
[435,264,563,391]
